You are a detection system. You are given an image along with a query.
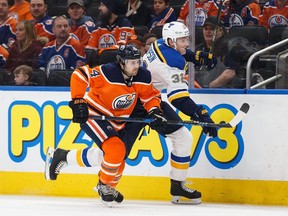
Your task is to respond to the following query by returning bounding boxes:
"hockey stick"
[89,103,250,128]
[210,0,224,54]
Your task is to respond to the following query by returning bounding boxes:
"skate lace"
[55,161,67,174]
[99,184,112,196]
[111,188,119,198]
[181,181,195,193]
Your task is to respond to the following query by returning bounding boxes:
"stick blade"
[240,103,250,114]
[227,103,250,128]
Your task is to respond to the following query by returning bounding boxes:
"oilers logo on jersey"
[269,15,288,28]
[195,8,207,26]
[47,55,66,72]
[112,93,136,109]
[99,34,117,49]
[229,14,244,27]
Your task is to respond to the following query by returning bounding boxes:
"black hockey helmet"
[116,44,141,63]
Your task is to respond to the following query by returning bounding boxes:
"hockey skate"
[93,183,124,206]
[44,147,69,180]
[112,187,124,203]
[94,181,115,207]
[170,179,202,205]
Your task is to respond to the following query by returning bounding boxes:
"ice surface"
[0,195,287,216]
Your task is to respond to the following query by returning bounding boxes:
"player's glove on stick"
[69,98,88,123]
[148,108,168,131]
[195,51,217,70]
[191,106,217,137]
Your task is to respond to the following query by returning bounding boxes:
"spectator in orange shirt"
[259,0,288,29]
[67,0,95,48]
[177,0,224,27]
[86,0,134,52]
[9,0,33,21]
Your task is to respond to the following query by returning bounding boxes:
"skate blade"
[171,196,202,205]
[100,198,113,208]
[44,147,55,180]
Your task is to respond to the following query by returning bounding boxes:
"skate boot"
[96,181,114,207]
[170,179,202,204]
[112,188,124,203]
[44,147,69,180]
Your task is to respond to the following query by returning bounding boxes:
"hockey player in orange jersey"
[44,45,168,207]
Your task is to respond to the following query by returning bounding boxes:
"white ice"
[0,195,288,216]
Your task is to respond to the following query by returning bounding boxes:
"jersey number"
[171,73,185,84]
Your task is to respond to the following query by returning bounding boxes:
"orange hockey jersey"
[9,1,33,21]
[178,0,224,26]
[86,17,135,50]
[33,15,55,42]
[259,0,288,29]
[70,62,161,131]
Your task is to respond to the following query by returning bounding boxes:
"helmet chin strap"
[120,62,133,87]
[172,39,178,51]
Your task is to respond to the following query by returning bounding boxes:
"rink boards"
[0,87,288,205]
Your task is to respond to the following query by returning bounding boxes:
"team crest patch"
[112,93,136,109]
[47,55,66,74]
[45,19,53,25]
[229,13,244,27]
[269,15,288,28]
[195,8,207,26]
[99,34,116,49]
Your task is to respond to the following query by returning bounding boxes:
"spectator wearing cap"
[67,0,95,48]
[30,0,55,42]
[124,0,153,26]
[9,0,33,21]
[195,16,238,88]
[86,0,135,52]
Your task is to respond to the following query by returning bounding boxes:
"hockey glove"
[191,106,217,137]
[147,108,168,132]
[69,98,89,124]
[195,51,217,70]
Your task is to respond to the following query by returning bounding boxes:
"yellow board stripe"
[1,172,288,205]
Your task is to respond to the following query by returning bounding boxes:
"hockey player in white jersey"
[142,21,218,204]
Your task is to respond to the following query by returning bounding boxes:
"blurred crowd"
[0,0,287,88]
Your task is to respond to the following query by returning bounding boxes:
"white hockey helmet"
[162,21,190,46]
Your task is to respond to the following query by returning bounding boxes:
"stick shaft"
[210,0,224,53]
[88,103,250,128]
